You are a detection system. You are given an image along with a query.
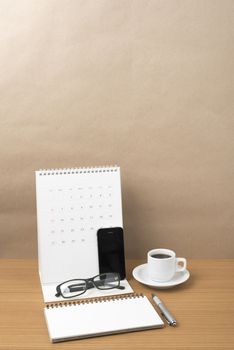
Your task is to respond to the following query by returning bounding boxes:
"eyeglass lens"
[93,273,120,290]
[60,279,87,298]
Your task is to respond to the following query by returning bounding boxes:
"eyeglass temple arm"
[67,281,95,293]
[68,280,104,292]
[68,280,125,293]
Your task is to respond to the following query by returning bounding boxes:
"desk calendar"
[35,166,133,302]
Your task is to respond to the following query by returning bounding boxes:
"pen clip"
[161,312,171,325]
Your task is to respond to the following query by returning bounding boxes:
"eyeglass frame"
[55,272,122,299]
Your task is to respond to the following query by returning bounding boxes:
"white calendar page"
[36,166,123,286]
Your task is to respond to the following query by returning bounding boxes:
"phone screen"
[97,227,126,280]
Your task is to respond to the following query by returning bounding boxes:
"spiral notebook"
[44,294,164,342]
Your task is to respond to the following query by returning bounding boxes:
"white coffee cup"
[147,248,187,282]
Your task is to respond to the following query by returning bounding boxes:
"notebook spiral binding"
[37,165,119,176]
[45,293,144,309]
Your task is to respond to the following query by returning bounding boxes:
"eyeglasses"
[55,272,125,299]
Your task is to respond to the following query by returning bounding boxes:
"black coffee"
[151,253,171,259]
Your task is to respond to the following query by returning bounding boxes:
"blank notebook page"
[44,295,164,342]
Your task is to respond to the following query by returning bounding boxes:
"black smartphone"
[97,227,126,280]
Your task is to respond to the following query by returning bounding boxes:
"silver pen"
[152,293,177,326]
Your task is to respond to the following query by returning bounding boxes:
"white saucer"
[132,263,190,289]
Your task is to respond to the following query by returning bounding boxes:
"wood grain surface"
[0,259,233,349]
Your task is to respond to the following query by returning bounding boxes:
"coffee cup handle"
[176,258,187,272]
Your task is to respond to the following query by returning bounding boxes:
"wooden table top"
[0,259,233,349]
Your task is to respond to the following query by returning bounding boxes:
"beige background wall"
[0,0,233,258]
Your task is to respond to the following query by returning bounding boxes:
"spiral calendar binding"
[37,165,119,176]
[45,293,143,309]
